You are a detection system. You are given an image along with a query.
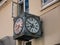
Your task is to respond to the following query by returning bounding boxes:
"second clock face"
[25,16,40,34]
[14,18,23,34]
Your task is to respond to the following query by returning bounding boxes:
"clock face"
[14,18,23,34]
[25,16,40,34]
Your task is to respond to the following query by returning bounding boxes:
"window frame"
[0,0,7,7]
[41,0,59,10]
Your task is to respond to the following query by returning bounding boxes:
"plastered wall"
[29,0,60,16]
[0,0,13,39]
[41,5,60,45]
[29,0,60,45]
[32,5,60,45]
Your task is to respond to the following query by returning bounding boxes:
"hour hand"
[27,20,32,25]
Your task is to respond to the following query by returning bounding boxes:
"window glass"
[45,0,54,4]
[44,0,47,3]
[25,0,29,12]
[42,0,53,5]
[41,0,58,10]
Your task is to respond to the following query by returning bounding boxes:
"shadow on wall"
[0,36,16,45]
[55,43,60,45]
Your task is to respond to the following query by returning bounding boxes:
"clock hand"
[27,20,32,25]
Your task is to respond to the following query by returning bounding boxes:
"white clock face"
[26,17,40,34]
[14,18,23,34]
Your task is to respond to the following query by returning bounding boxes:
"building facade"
[0,0,60,45]
[0,0,13,38]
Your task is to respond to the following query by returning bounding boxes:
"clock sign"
[13,12,43,41]
[14,18,23,34]
[25,16,40,34]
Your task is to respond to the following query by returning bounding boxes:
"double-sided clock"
[13,12,43,41]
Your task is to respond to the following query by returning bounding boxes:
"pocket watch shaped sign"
[25,16,40,34]
[14,17,23,34]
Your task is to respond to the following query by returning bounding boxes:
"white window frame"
[41,0,59,10]
[0,0,7,7]
[24,0,25,12]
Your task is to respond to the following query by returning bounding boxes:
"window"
[41,0,59,10]
[12,0,29,18]
[24,0,29,12]
[18,0,29,12]
[42,0,53,6]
